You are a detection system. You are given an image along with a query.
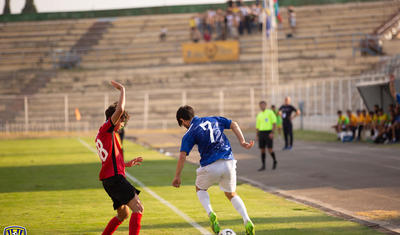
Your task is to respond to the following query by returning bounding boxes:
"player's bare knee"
[224,191,236,200]
[117,206,129,221]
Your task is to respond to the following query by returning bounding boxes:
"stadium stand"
[0,0,399,131]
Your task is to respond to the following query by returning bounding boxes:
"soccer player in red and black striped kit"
[95,80,144,235]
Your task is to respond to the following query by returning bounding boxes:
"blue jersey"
[397,93,400,104]
[180,116,233,167]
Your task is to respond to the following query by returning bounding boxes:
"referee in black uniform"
[279,96,300,150]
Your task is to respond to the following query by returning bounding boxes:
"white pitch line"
[77,138,211,235]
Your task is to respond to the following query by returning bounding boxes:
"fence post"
[24,96,29,133]
[64,94,69,132]
[250,88,255,119]
[181,91,187,106]
[339,79,343,111]
[321,80,326,117]
[348,80,352,110]
[306,82,310,116]
[314,82,317,115]
[219,90,224,116]
[5,121,9,134]
[143,92,149,130]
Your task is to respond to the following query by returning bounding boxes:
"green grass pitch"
[0,137,384,235]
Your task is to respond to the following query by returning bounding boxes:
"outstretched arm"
[110,80,125,125]
[389,74,397,100]
[125,157,143,167]
[231,121,254,149]
[172,152,187,188]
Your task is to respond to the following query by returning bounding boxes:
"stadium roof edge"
[0,0,381,23]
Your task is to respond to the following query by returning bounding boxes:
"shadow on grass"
[82,217,375,234]
[0,159,196,193]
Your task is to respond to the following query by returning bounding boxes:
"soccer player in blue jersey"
[172,105,255,235]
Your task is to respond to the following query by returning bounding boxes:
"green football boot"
[209,212,220,234]
[245,220,255,235]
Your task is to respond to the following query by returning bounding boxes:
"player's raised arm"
[110,80,125,125]
[231,121,254,149]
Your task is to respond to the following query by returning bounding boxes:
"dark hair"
[271,105,276,109]
[105,102,130,124]
[337,110,342,115]
[259,101,266,105]
[176,105,195,126]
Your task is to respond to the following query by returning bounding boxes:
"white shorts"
[196,159,237,192]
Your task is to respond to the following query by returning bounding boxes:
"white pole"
[250,88,255,119]
[181,91,187,106]
[339,79,343,111]
[24,96,29,133]
[143,92,149,130]
[330,79,334,116]
[261,0,267,100]
[219,90,224,116]
[65,94,69,132]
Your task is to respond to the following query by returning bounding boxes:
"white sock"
[230,196,251,224]
[197,190,213,216]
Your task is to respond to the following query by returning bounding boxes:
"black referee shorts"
[258,131,273,149]
[102,174,141,210]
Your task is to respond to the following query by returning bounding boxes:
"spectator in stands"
[332,110,349,140]
[206,9,216,35]
[189,16,196,29]
[356,109,365,141]
[203,28,212,42]
[190,27,202,43]
[287,6,296,37]
[250,4,261,33]
[347,110,358,139]
[239,5,251,35]
[389,73,400,105]
[195,13,205,35]
[226,11,239,39]
[215,9,226,40]
[160,26,167,42]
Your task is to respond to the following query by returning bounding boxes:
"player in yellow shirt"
[356,110,365,141]
[363,109,372,137]
[256,101,277,171]
[332,110,349,140]
[347,110,358,140]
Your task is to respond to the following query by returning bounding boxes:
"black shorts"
[259,131,273,149]
[102,174,140,210]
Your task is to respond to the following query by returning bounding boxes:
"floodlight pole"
[261,0,267,100]
[261,0,278,101]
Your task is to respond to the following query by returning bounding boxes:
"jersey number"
[200,121,215,143]
[96,139,108,162]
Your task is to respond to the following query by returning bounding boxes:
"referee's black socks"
[270,152,276,162]
[261,153,266,166]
